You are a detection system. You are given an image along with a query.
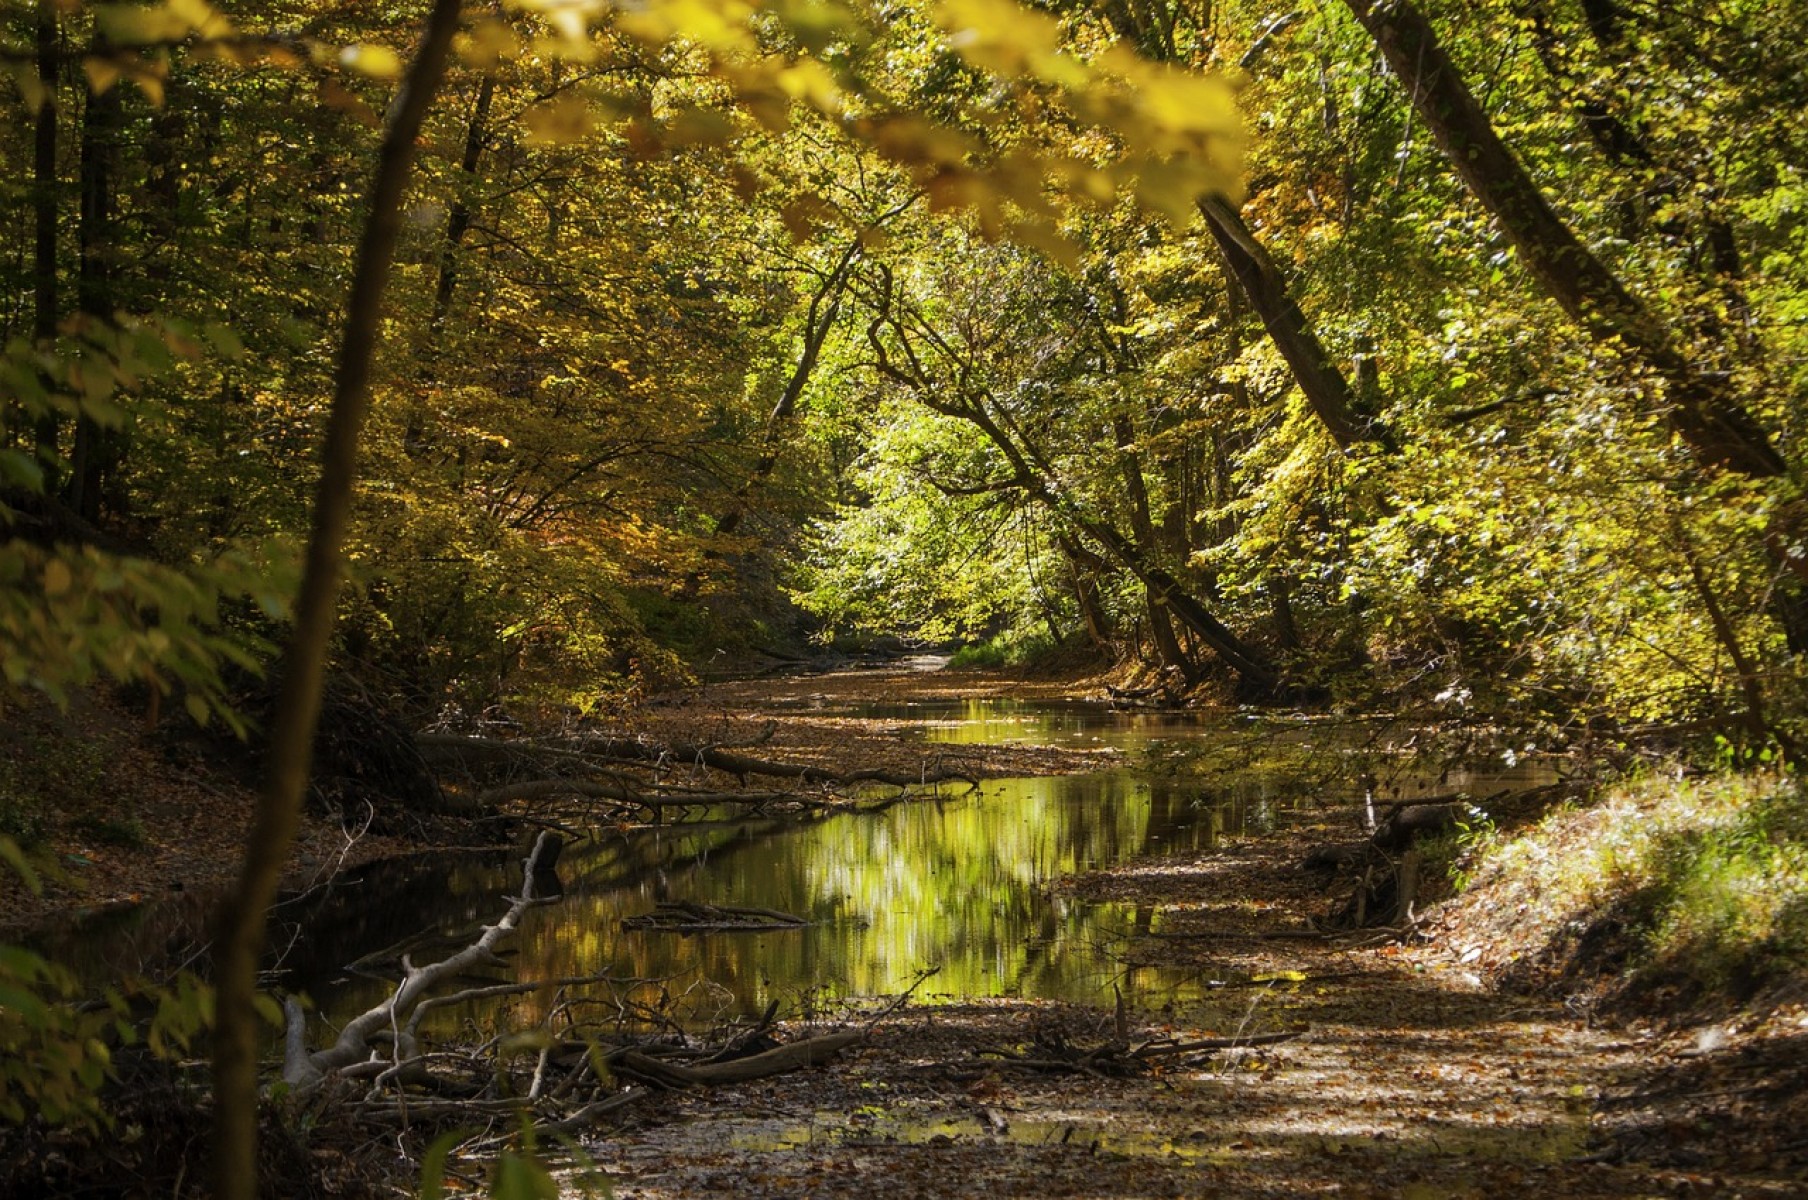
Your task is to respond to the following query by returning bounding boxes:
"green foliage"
[0,725,108,849]
[1472,772,1808,998]
[0,945,118,1129]
[948,628,1058,668]
[0,843,213,1132]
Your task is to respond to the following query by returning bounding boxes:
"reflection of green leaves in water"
[295,770,1229,1033]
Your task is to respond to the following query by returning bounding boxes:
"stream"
[281,696,1554,1032]
[36,693,1557,1034]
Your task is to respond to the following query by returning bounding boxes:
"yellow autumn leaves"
[27,0,1242,239]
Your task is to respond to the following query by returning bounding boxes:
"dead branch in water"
[280,831,892,1144]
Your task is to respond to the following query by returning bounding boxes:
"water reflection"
[285,772,1230,1030]
[33,697,1560,1038]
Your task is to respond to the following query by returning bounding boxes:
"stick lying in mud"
[613,1031,863,1088]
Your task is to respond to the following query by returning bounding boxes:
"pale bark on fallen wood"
[1133,1030,1306,1056]
[1139,928,1328,941]
[284,830,560,1089]
[543,1085,651,1133]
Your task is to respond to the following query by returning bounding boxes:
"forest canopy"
[5,1,1808,1196]
[2,0,1803,742]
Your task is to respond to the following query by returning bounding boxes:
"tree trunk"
[708,237,862,544]
[1342,0,1785,481]
[1113,412,1197,678]
[1198,197,1394,452]
[1061,534,1114,649]
[209,6,464,1197]
[431,75,494,332]
[30,0,59,473]
[70,58,123,523]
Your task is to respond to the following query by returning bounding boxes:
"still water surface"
[38,696,1554,1031]
[271,697,1551,1030]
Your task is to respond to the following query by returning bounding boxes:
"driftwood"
[974,1023,1304,1078]
[562,734,976,788]
[1139,927,1328,941]
[416,731,976,830]
[284,830,566,1089]
[420,730,975,790]
[622,901,809,933]
[278,829,878,1148]
[472,778,802,811]
[613,1031,862,1087]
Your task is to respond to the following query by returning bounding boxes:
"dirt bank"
[583,806,1802,1196]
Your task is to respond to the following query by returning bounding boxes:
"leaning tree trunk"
[209,5,463,1198]
[1090,0,1390,456]
[1198,197,1394,453]
[1342,0,1785,482]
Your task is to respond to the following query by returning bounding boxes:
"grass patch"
[69,812,148,849]
[1454,770,1808,1007]
[1,726,111,850]
[948,629,1057,669]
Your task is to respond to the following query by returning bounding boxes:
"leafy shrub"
[949,629,1058,669]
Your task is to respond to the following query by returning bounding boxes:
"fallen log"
[623,901,809,932]
[284,831,564,1088]
[419,731,977,792]
[473,778,806,811]
[613,1031,862,1087]
[557,734,977,789]
[1133,1030,1306,1056]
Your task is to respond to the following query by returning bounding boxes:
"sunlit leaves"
[339,43,404,80]
[476,0,1243,236]
[92,0,233,47]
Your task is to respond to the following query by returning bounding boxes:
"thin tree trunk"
[432,74,494,331]
[709,237,862,543]
[1060,534,1114,649]
[30,0,59,471]
[1199,197,1393,452]
[1113,412,1196,678]
[70,58,122,522]
[209,5,464,1197]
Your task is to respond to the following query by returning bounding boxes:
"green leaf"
[0,837,41,895]
[419,1129,472,1200]
[491,1150,560,1200]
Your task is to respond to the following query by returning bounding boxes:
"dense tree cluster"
[8,0,1801,751]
